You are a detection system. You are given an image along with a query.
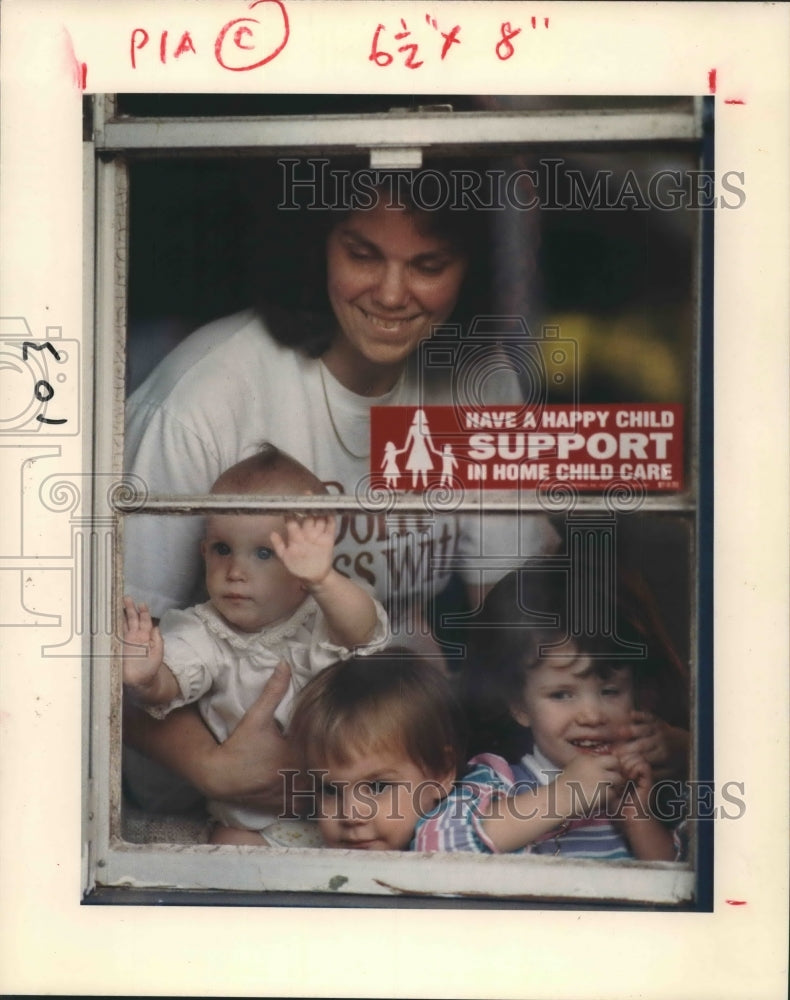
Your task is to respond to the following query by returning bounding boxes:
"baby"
[122,444,388,844]
[288,651,463,851]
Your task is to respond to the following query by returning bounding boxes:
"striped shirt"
[413,750,635,858]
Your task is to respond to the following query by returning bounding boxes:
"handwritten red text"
[131,0,289,72]
[369,14,462,69]
[368,14,550,69]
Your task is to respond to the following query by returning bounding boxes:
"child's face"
[511,649,635,769]
[312,744,454,851]
[202,514,306,632]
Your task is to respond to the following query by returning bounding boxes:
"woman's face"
[325,201,468,388]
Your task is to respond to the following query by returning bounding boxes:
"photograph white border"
[1,2,788,997]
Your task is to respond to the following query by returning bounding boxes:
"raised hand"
[122,595,164,689]
[270,513,336,590]
[271,509,380,650]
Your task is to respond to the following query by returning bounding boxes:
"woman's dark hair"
[462,564,689,760]
[252,156,496,357]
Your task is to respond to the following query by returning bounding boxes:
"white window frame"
[83,94,705,906]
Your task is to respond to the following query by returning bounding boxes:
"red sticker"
[370,404,684,492]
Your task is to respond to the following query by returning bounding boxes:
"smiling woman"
[323,202,469,394]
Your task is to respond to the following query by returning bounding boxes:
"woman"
[123,173,557,816]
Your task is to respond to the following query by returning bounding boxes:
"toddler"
[122,444,388,843]
[414,566,689,859]
[288,651,463,851]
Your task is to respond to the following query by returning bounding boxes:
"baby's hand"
[557,752,624,819]
[122,596,164,689]
[270,513,336,589]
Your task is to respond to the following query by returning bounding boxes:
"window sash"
[85,95,703,905]
[96,106,702,152]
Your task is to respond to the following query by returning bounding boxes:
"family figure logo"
[380,409,460,490]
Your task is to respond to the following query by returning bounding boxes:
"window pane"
[100,97,708,905]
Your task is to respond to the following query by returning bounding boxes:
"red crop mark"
[725,899,747,906]
[708,68,717,93]
[63,29,86,90]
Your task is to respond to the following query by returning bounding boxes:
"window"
[83,93,710,906]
